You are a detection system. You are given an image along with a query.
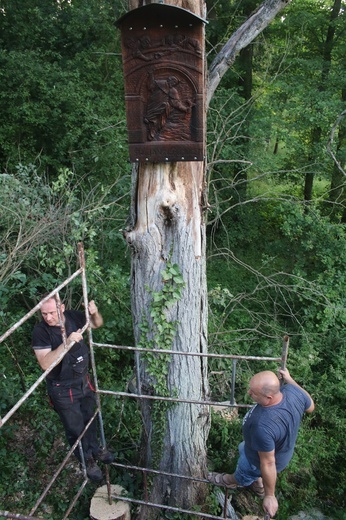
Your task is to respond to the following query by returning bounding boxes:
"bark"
[304,170,315,203]
[125,161,210,519]
[233,0,256,203]
[326,1,345,217]
[329,101,346,222]
[321,0,342,84]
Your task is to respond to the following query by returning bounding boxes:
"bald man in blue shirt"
[209,368,314,518]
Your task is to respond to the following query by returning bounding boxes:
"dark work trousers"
[47,374,99,462]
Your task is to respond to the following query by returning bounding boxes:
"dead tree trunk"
[125,161,209,518]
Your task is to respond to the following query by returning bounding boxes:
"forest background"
[0,0,345,519]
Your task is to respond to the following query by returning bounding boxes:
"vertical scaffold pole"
[78,243,106,448]
[78,243,113,504]
[55,291,67,346]
[280,335,289,386]
[230,359,237,406]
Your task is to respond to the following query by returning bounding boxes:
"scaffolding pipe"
[29,409,99,516]
[1,338,279,428]
[98,388,254,408]
[114,461,215,483]
[78,242,107,449]
[77,242,112,506]
[55,291,68,346]
[0,242,291,520]
[230,359,237,405]
[0,268,83,345]
[0,322,89,428]
[0,512,44,520]
[279,335,290,387]
[106,493,233,520]
[93,342,282,362]
[62,479,89,520]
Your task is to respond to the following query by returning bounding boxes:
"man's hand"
[35,329,83,371]
[66,330,83,348]
[263,495,278,518]
[87,300,103,329]
[88,300,98,315]
[278,367,294,384]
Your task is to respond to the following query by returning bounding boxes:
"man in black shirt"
[32,296,114,481]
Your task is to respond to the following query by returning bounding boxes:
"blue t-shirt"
[242,384,312,472]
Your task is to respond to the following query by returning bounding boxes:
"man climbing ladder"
[31,295,114,482]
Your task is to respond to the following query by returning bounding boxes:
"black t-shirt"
[32,310,89,381]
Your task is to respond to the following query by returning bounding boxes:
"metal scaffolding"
[0,243,287,520]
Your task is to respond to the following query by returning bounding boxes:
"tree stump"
[211,401,239,421]
[90,484,130,520]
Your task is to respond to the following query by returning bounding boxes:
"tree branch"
[207,0,292,107]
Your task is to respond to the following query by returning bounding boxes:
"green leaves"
[162,263,185,285]
[137,261,186,465]
[0,0,128,183]
[139,261,186,393]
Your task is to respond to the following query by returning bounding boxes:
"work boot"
[86,457,103,481]
[248,477,265,498]
[96,447,115,464]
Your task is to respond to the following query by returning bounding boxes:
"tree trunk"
[207,0,293,108]
[330,92,346,222]
[304,170,315,203]
[305,0,342,203]
[123,2,209,518]
[125,162,210,519]
[233,0,256,203]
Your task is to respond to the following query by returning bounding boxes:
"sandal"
[247,478,265,498]
[207,472,238,489]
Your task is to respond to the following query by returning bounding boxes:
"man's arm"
[34,331,83,371]
[259,449,279,518]
[88,300,103,329]
[279,368,315,413]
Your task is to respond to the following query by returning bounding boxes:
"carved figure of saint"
[144,72,193,141]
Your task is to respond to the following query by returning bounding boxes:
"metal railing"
[0,243,288,519]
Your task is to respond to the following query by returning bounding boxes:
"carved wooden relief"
[116,4,206,163]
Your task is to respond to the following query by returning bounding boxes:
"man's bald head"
[248,371,282,406]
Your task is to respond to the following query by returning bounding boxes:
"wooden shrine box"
[116,4,207,163]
